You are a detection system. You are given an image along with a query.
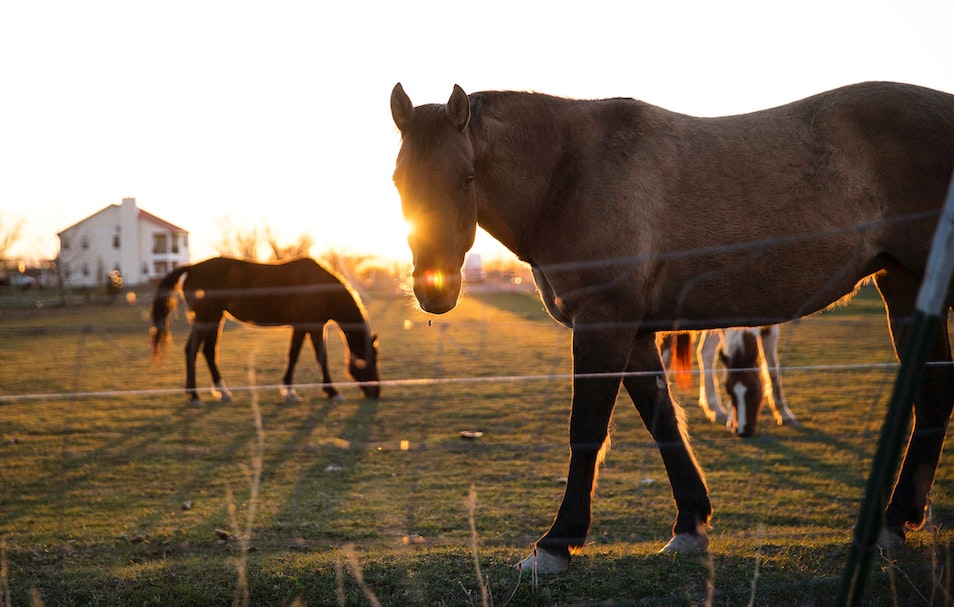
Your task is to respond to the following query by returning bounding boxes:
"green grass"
[1,284,953,605]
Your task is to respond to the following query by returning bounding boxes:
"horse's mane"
[315,257,370,326]
[401,92,589,156]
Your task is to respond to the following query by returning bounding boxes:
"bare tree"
[214,217,314,261]
[213,216,264,260]
[0,214,24,265]
[266,227,313,261]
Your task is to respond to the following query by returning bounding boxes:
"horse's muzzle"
[413,269,462,314]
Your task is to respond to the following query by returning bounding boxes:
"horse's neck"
[341,320,371,356]
[333,294,370,353]
[471,96,577,261]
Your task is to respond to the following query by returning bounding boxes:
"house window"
[142,263,149,276]
[154,261,169,276]
[171,235,179,254]
[82,264,90,276]
[62,238,70,250]
[152,233,167,254]
[81,236,89,249]
[113,234,121,249]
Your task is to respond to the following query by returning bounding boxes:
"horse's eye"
[462,174,475,190]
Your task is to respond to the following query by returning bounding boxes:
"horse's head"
[349,333,381,398]
[720,329,764,438]
[391,83,478,314]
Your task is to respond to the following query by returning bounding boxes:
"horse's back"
[181,257,344,326]
[635,83,953,324]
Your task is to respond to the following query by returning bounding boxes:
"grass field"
[1,283,954,606]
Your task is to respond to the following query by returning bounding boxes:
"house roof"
[138,208,187,233]
[57,202,188,235]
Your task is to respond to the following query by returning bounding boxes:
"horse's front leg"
[184,326,203,406]
[518,324,631,575]
[760,325,796,425]
[625,334,711,550]
[280,329,307,403]
[697,330,728,423]
[310,325,343,402]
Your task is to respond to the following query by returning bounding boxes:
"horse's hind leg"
[626,334,711,551]
[697,330,728,423]
[200,319,232,403]
[875,267,954,544]
[281,329,307,403]
[760,325,796,425]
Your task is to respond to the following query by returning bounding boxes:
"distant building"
[463,253,485,283]
[57,197,189,287]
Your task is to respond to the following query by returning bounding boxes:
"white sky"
[1,0,952,263]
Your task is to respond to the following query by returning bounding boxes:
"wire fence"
[1,246,953,604]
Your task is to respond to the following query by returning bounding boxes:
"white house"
[57,197,189,287]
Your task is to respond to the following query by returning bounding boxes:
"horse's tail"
[670,332,694,391]
[150,264,190,363]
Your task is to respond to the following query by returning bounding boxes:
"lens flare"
[423,270,445,289]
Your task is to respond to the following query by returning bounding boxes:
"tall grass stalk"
[335,556,346,607]
[929,510,952,606]
[341,543,383,607]
[467,485,491,607]
[747,524,765,607]
[228,360,266,607]
[1,541,10,607]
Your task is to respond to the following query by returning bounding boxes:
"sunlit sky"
[1,0,951,264]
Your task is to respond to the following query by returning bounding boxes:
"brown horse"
[151,257,380,405]
[391,81,954,574]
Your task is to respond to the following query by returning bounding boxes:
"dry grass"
[1,285,953,605]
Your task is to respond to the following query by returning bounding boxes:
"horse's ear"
[447,84,470,132]
[391,83,414,133]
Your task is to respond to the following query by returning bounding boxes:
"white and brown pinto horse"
[390,81,954,574]
[718,327,796,435]
[661,327,795,436]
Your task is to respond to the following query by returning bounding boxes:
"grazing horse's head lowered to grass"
[720,328,764,437]
[391,81,954,575]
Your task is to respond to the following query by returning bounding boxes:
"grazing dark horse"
[151,257,380,405]
[391,81,954,574]
[660,327,794,436]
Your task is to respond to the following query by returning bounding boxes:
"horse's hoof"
[515,549,570,575]
[283,391,304,404]
[329,393,346,403]
[877,528,905,550]
[659,532,709,553]
[187,398,203,408]
[702,408,728,424]
[219,394,233,403]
